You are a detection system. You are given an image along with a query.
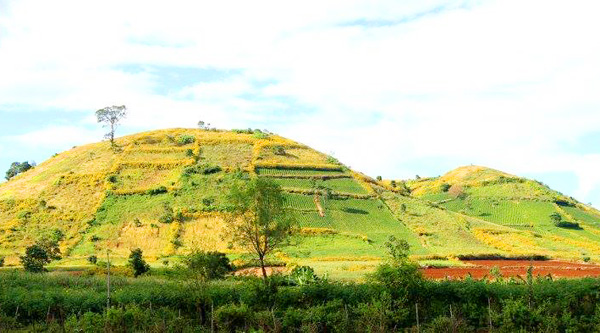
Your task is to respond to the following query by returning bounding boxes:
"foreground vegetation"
[1,269,600,332]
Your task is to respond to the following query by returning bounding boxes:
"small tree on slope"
[128,248,150,277]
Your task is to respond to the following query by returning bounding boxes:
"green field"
[272,177,368,194]
[442,199,559,226]
[257,168,346,176]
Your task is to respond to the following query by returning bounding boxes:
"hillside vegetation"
[1,130,600,278]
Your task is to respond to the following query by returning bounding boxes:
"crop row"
[443,199,559,226]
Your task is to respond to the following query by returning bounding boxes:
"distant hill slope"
[2,130,600,271]
[403,166,600,261]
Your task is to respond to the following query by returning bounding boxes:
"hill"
[1,130,600,279]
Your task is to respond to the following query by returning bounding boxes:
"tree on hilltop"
[96,105,127,147]
[5,161,35,180]
[225,178,295,281]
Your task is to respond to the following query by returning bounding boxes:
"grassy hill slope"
[2,131,600,279]
[404,166,600,262]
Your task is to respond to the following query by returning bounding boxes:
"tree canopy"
[225,177,295,280]
[5,161,34,180]
[96,105,127,147]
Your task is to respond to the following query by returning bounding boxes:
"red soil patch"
[234,266,288,277]
[422,260,600,280]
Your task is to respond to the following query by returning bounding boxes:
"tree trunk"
[259,255,268,281]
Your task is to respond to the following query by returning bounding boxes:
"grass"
[257,147,331,165]
[115,167,182,191]
[201,143,253,168]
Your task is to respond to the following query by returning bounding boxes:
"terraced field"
[3,130,600,279]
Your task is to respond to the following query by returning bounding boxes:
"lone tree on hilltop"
[225,178,295,281]
[96,105,127,147]
[5,161,35,180]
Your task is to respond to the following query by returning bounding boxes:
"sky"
[1,0,599,207]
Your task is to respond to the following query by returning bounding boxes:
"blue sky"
[1,0,599,207]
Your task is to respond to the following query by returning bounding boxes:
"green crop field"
[257,168,346,176]
[563,206,600,225]
[271,177,368,194]
[442,199,559,226]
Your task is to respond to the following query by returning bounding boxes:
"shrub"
[376,176,382,181]
[272,145,286,155]
[0,256,4,267]
[88,255,98,264]
[146,186,167,195]
[106,174,118,183]
[159,204,174,224]
[288,266,320,286]
[440,183,451,192]
[185,148,194,157]
[215,303,252,332]
[177,134,196,145]
[550,212,581,229]
[252,130,269,139]
[182,164,222,176]
[184,251,233,280]
[128,248,150,277]
[326,156,339,164]
[555,221,581,229]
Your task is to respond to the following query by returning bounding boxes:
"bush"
[252,130,269,139]
[550,212,581,229]
[177,135,196,145]
[183,164,222,176]
[146,186,168,195]
[0,256,4,267]
[288,266,320,286]
[159,204,174,224]
[128,248,150,277]
[440,183,451,192]
[555,221,581,229]
[184,251,233,280]
[88,255,98,264]
[272,146,286,155]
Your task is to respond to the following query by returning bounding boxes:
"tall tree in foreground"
[96,105,127,147]
[226,178,295,281]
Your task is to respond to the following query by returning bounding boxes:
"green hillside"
[2,130,600,278]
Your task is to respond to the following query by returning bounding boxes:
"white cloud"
[10,126,103,148]
[1,0,600,205]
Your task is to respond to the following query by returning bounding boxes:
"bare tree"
[96,105,127,147]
